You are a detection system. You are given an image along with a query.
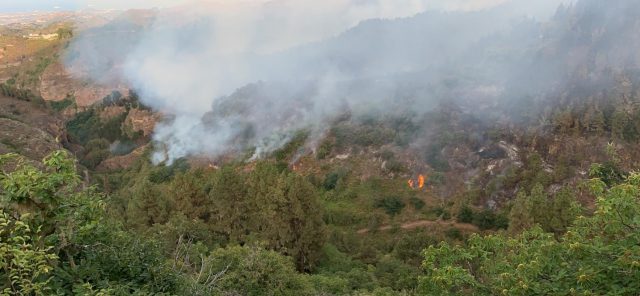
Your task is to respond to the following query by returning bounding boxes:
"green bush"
[444,227,463,240]
[49,97,75,111]
[323,169,347,191]
[80,138,110,169]
[375,196,405,216]
[457,205,474,223]
[316,139,334,160]
[409,197,425,210]
[421,173,640,295]
[472,209,497,230]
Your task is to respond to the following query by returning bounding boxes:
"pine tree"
[208,166,249,243]
[281,173,326,271]
[549,187,581,235]
[611,109,629,140]
[508,191,534,233]
[169,169,211,221]
[125,180,170,228]
[582,105,605,135]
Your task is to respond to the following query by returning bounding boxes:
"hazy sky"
[0,0,553,14]
[0,0,189,12]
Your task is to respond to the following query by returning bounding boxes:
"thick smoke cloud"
[67,0,579,163]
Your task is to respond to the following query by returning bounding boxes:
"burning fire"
[408,174,426,189]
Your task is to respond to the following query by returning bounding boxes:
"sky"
[0,0,190,13]
[0,0,533,14]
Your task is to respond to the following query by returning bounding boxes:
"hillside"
[1,1,640,295]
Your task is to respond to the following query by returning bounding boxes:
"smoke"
[67,0,640,164]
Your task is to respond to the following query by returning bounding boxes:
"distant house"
[23,33,59,40]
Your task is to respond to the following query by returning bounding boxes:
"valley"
[1,1,640,295]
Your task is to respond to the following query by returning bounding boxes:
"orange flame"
[408,174,427,189]
[418,174,425,189]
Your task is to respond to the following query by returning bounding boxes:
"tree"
[81,138,110,169]
[125,180,170,228]
[611,109,631,140]
[169,170,211,221]
[548,187,581,234]
[528,183,550,229]
[508,191,534,233]
[0,151,180,294]
[245,162,326,271]
[420,173,640,295]
[186,245,316,296]
[281,173,326,271]
[0,211,57,295]
[208,166,249,244]
[581,105,605,135]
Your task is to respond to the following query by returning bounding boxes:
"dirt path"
[357,219,478,234]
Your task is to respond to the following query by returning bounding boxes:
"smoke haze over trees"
[64,0,640,164]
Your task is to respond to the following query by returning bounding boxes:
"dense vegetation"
[1,150,638,295]
[2,0,640,294]
[421,174,640,295]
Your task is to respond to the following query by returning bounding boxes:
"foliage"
[0,151,180,295]
[375,196,405,216]
[589,161,626,187]
[456,205,474,224]
[315,139,334,160]
[0,211,57,295]
[49,97,75,112]
[323,169,347,191]
[0,83,46,106]
[409,197,425,210]
[420,173,640,295]
[509,184,581,234]
[81,138,110,169]
[66,104,140,147]
[184,245,316,296]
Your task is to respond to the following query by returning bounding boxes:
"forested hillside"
[1,0,640,295]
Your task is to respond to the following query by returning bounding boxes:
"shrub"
[49,97,74,111]
[457,205,474,223]
[375,196,405,216]
[472,209,497,230]
[445,227,463,240]
[385,159,406,173]
[323,170,347,191]
[316,139,334,160]
[409,197,425,210]
[81,138,110,169]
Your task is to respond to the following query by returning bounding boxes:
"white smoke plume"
[66,0,576,163]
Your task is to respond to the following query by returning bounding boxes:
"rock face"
[39,62,128,106]
[123,108,159,137]
[39,62,75,101]
[97,145,147,171]
[0,95,64,161]
[74,86,128,106]
[99,105,127,121]
[0,118,62,160]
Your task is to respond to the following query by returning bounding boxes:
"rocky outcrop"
[0,95,66,161]
[96,145,147,171]
[99,105,127,121]
[123,108,158,137]
[39,62,128,106]
[39,62,75,101]
[0,118,62,161]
